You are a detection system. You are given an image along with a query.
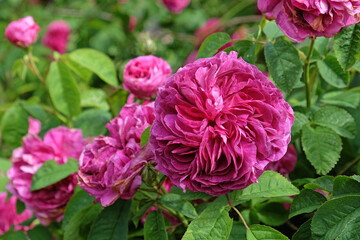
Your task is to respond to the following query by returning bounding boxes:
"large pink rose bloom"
[7,118,86,225]
[0,193,32,235]
[5,16,40,48]
[150,51,294,196]
[78,103,155,206]
[161,0,190,14]
[265,144,297,176]
[258,0,360,42]
[42,20,71,54]
[123,56,172,100]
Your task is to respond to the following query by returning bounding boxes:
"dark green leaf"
[289,189,326,218]
[255,202,288,226]
[182,203,233,240]
[132,200,155,228]
[144,210,168,240]
[333,175,360,197]
[170,187,211,201]
[230,40,256,64]
[264,38,303,93]
[317,55,349,88]
[31,158,79,191]
[292,218,312,240]
[16,200,25,214]
[46,61,81,117]
[3,231,28,240]
[160,193,198,219]
[197,33,231,59]
[229,221,246,240]
[246,224,289,240]
[28,225,52,240]
[108,89,129,116]
[334,22,360,70]
[69,49,118,86]
[321,91,360,109]
[301,124,342,175]
[141,126,151,148]
[291,112,309,139]
[73,109,112,137]
[88,199,131,240]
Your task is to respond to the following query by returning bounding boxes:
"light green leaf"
[291,112,309,139]
[231,171,299,203]
[144,210,168,240]
[264,38,303,93]
[312,106,356,139]
[88,199,131,240]
[46,61,81,118]
[0,158,12,192]
[28,225,52,240]
[197,33,231,59]
[31,158,79,191]
[69,49,118,86]
[73,109,112,137]
[301,124,342,175]
[63,57,93,82]
[321,91,360,109]
[182,203,233,240]
[254,202,288,226]
[81,89,110,111]
[334,22,360,70]
[317,55,349,88]
[289,189,326,218]
[1,104,29,147]
[263,21,284,40]
[160,193,198,219]
[141,126,151,148]
[246,224,289,240]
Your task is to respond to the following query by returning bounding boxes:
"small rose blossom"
[161,0,190,14]
[0,192,32,235]
[7,118,86,225]
[265,144,297,176]
[258,0,360,42]
[123,56,172,100]
[5,16,40,48]
[78,103,155,206]
[42,20,71,54]
[150,51,294,196]
[195,18,223,47]
[128,16,137,31]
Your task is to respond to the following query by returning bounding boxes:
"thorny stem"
[304,39,315,108]
[226,194,249,230]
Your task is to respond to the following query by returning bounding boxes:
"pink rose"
[128,16,137,32]
[265,144,297,176]
[195,18,223,47]
[42,20,71,54]
[78,103,155,206]
[150,51,294,196]
[123,56,172,100]
[5,16,40,48]
[0,192,32,235]
[7,118,86,225]
[161,0,190,14]
[258,0,360,42]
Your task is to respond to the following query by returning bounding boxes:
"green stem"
[226,194,249,230]
[304,39,315,108]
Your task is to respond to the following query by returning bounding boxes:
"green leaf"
[182,203,233,240]
[246,224,289,240]
[1,104,29,147]
[160,193,198,219]
[3,231,28,240]
[321,91,360,109]
[317,55,349,88]
[12,59,27,81]
[28,225,52,240]
[170,187,211,201]
[334,22,360,70]
[144,210,168,240]
[230,40,256,64]
[69,49,118,86]
[88,199,131,240]
[291,112,309,139]
[81,89,110,111]
[0,158,12,192]
[289,189,326,218]
[132,200,155,228]
[141,126,151,148]
[31,158,79,191]
[46,61,81,118]
[63,57,93,82]
[229,221,246,240]
[62,189,96,230]
[263,21,284,40]
[264,38,303,93]
[312,106,356,139]
[311,195,360,240]
[21,103,48,123]
[64,203,103,240]
[231,171,299,203]
[16,199,25,214]
[333,175,360,197]
[197,32,231,59]
[73,109,112,137]
[301,124,342,175]
[254,202,288,226]
[314,37,329,55]
[108,89,129,116]
[292,218,312,240]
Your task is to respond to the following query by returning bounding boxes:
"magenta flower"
[123,56,172,100]
[161,0,190,14]
[5,16,40,48]
[195,18,223,47]
[42,20,71,54]
[0,192,32,235]
[258,0,360,42]
[7,118,86,225]
[150,51,294,196]
[265,144,297,176]
[78,103,155,206]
